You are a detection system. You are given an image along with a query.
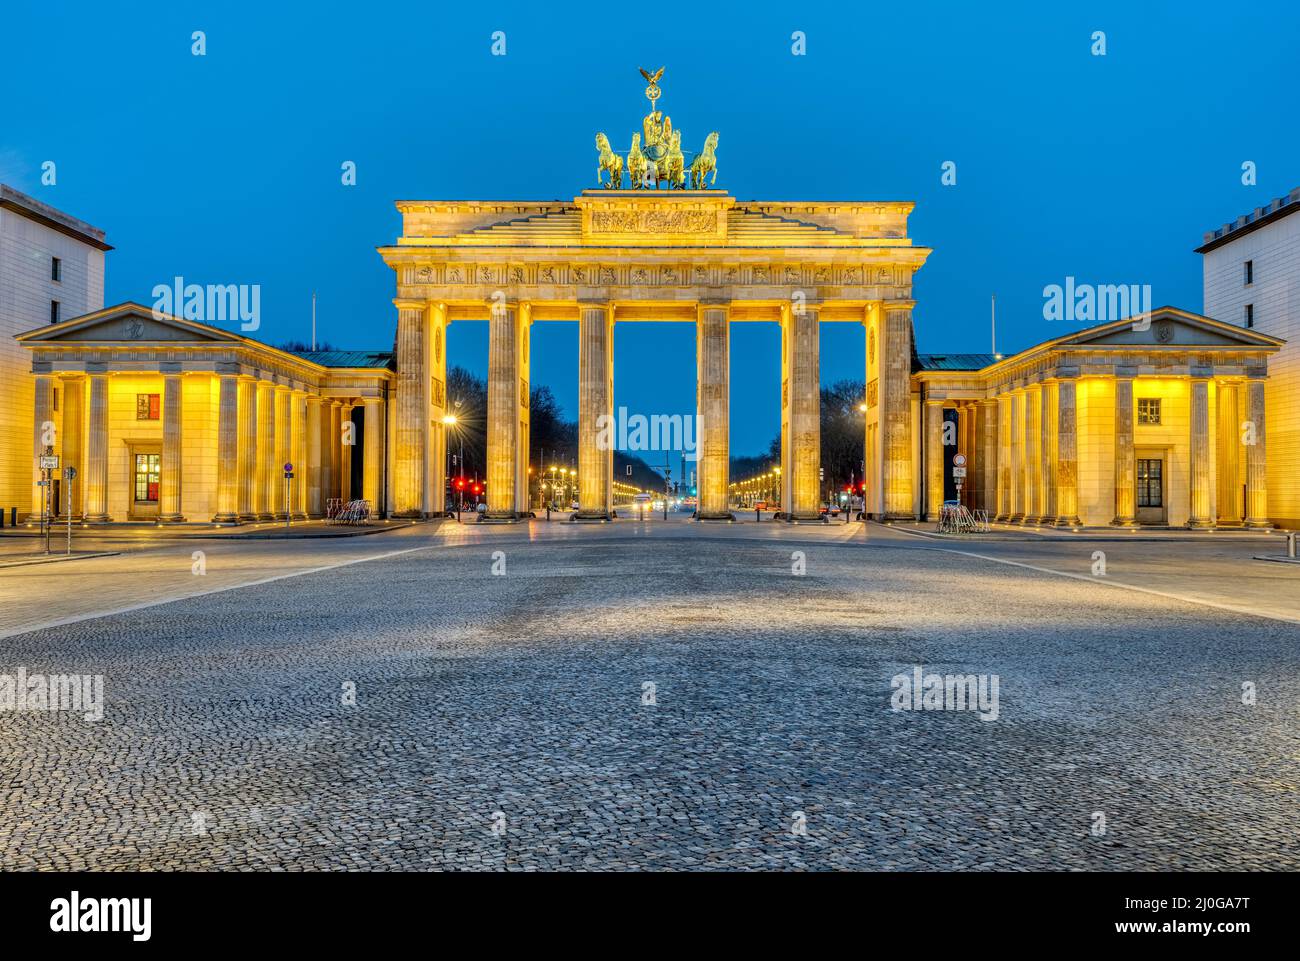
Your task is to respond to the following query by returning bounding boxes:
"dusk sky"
[5,0,1297,455]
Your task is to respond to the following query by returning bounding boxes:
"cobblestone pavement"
[1,520,1297,870]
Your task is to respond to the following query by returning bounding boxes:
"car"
[753,501,768,511]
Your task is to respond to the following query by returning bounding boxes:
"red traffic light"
[455,479,465,489]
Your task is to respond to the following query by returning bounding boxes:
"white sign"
[952,466,967,478]
[952,453,967,467]
[39,455,59,470]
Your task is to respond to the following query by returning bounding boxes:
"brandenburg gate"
[377,71,931,523]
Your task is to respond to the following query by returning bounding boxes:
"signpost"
[39,451,59,553]
[952,453,967,500]
[283,462,294,530]
[63,466,76,555]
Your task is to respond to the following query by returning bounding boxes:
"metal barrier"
[327,499,372,525]
[937,501,990,534]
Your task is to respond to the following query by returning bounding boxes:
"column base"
[83,513,112,524]
[291,512,309,521]
[1187,519,1217,530]
[1007,513,1025,524]
[156,514,187,524]
[211,513,240,524]
[1245,517,1273,529]
[569,512,611,523]
[1111,516,1138,527]
[784,513,827,524]
[695,511,735,522]
[1053,516,1082,528]
[1021,514,1042,526]
[479,512,523,524]
[240,513,261,522]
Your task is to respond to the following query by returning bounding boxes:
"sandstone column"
[484,303,524,520]
[1023,385,1042,524]
[515,304,533,516]
[306,395,322,517]
[427,303,448,516]
[393,300,427,517]
[979,398,998,516]
[1216,382,1241,524]
[1008,390,1024,522]
[239,378,260,521]
[575,302,614,520]
[292,390,308,519]
[274,387,291,519]
[1244,378,1269,527]
[324,400,341,509]
[1188,376,1214,528]
[995,393,1011,521]
[782,302,821,521]
[696,303,732,519]
[1039,381,1058,525]
[1112,373,1137,526]
[1054,377,1082,527]
[925,398,944,521]
[212,373,240,523]
[31,375,53,522]
[84,373,110,523]
[340,403,354,502]
[880,303,914,520]
[158,372,185,522]
[256,380,275,519]
[61,376,85,519]
[362,397,382,514]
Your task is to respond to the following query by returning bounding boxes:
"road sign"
[952,466,967,478]
[39,455,59,470]
[283,462,293,473]
[953,453,967,468]
[63,466,77,480]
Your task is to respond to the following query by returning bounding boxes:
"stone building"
[0,185,108,521]
[1197,186,1300,528]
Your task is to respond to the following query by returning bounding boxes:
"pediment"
[18,303,242,345]
[1057,308,1282,350]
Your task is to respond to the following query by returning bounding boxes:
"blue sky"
[4,0,1296,455]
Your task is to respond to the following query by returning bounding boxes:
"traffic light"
[455,478,466,490]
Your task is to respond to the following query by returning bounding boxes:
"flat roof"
[1195,186,1300,253]
[0,184,112,251]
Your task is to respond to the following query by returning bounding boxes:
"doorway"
[1136,452,1166,525]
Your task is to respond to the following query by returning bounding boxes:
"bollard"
[1289,531,1297,559]
[755,506,760,523]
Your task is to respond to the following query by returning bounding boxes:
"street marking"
[0,545,436,641]
[920,545,1300,626]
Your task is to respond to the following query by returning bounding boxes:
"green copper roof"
[916,353,997,371]
[292,350,395,370]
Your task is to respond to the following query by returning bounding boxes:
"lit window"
[136,394,161,420]
[134,453,160,503]
[52,257,62,282]
[1137,398,1161,425]
[1137,458,1162,507]
[1244,260,1253,285]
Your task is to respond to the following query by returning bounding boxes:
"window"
[1244,303,1254,328]
[51,257,62,282]
[1137,398,1161,425]
[136,394,161,420]
[134,453,160,503]
[50,300,60,324]
[52,387,59,412]
[1137,458,1163,508]
[1244,260,1253,285]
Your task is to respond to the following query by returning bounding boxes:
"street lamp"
[445,406,464,519]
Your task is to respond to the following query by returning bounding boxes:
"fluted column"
[324,400,341,509]
[979,398,998,516]
[696,303,732,519]
[31,375,53,522]
[1054,377,1081,526]
[515,304,533,517]
[1039,381,1058,525]
[1244,378,1269,527]
[1112,374,1136,526]
[82,373,110,522]
[361,397,382,514]
[576,303,614,520]
[1023,385,1042,524]
[1188,377,1213,529]
[340,403,354,502]
[1008,390,1024,522]
[428,303,448,516]
[995,393,1011,521]
[274,387,291,519]
[292,390,308,519]
[158,372,185,522]
[212,373,240,523]
[60,376,84,519]
[925,399,944,521]
[880,302,915,520]
[1216,383,1241,524]
[393,300,427,517]
[306,395,322,517]
[255,381,275,519]
[238,378,260,521]
[782,302,821,521]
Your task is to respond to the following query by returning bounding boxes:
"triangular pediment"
[1056,307,1283,350]
[17,302,243,345]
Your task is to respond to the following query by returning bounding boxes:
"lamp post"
[443,413,461,520]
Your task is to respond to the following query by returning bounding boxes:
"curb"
[0,551,121,570]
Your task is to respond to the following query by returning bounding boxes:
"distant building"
[1197,186,1300,528]
[0,185,109,521]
